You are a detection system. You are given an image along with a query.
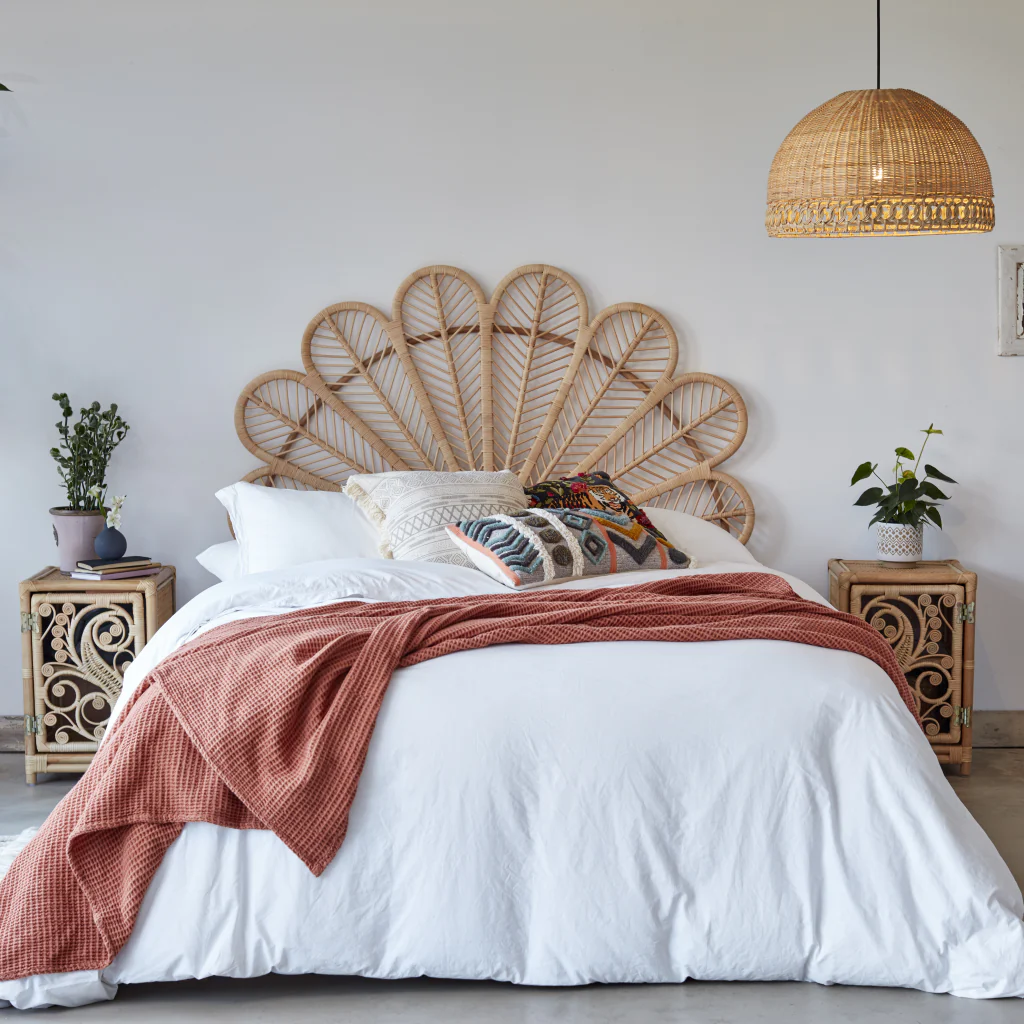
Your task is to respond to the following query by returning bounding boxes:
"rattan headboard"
[234,264,755,542]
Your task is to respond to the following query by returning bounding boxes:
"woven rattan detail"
[30,593,143,751]
[766,89,994,238]
[236,265,754,542]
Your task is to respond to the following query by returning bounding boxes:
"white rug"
[0,828,38,881]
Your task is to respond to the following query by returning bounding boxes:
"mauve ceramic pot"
[49,508,105,573]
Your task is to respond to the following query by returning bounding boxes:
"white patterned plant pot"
[876,522,923,562]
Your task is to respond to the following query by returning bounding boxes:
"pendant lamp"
[765,1,993,237]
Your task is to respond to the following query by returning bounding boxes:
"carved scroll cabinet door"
[850,583,965,745]
[30,591,145,755]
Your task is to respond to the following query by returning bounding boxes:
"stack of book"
[70,556,162,581]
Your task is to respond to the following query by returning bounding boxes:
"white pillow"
[215,482,381,575]
[640,506,758,566]
[344,470,527,566]
[195,540,242,581]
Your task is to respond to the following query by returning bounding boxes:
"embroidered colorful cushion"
[446,507,692,590]
[524,471,667,542]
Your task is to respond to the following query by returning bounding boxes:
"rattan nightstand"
[19,566,176,784]
[828,559,976,775]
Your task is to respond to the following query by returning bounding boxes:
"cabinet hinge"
[952,706,972,727]
[20,612,38,633]
[957,602,975,624]
[24,714,42,735]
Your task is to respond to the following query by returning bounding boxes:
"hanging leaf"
[894,447,915,460]
[924,505,943,528]
[853,487,883,506]
[850,461,876,486]
[898,477,918,500]
[920,482,949,501]
[924,464,956,484]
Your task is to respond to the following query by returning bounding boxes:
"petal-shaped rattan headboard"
[236,265,754,542]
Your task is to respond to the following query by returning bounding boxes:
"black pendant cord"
[876,0,881,89]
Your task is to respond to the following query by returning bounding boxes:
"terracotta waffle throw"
[0,573,919,980]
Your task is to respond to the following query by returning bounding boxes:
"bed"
[1,265,1022,1007]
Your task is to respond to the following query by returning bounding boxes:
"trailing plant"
[49,393,130,512]
[850,424,956,529]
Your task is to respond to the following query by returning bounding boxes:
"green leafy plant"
[850,424,956,529]
[49,394,130,512]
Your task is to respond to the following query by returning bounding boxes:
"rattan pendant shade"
[765,88,994,237]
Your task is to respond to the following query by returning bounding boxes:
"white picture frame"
[998,245,1024,356]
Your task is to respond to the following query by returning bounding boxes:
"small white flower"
[106,495,126,529]
[87,485,103,501]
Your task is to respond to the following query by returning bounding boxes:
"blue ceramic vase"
[94,526,128,560]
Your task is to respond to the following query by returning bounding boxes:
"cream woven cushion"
[344,470,527,566]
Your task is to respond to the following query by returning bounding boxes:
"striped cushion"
[446,507,692,589]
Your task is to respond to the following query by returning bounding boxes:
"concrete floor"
[0,755,78,835]
[1,750,1022,1020]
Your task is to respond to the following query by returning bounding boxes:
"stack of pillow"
[199,470,757,589]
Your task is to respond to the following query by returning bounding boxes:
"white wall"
[2,0,1022,712]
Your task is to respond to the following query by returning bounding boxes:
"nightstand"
[19,566,176,784]
[828,558,976,775]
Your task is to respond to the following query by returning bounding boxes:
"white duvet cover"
[2,559,1022,1008]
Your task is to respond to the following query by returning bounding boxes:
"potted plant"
[49,394,130,572]
[850,424,956,562]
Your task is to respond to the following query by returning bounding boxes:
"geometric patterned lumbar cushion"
[446,507,691,590]
[524,470,669,542]
[344,470,528,567]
